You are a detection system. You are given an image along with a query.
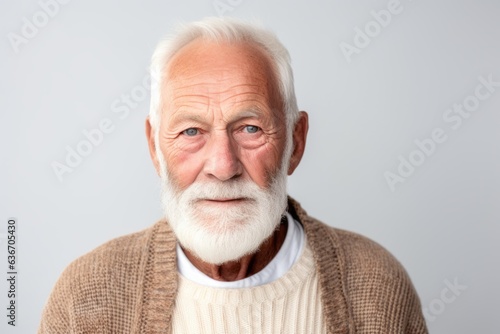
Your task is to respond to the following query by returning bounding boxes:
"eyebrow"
[169,108,264,127]
[169,111,208,127]
[226,109,262,123]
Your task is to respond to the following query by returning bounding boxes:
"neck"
[182,220,288,281]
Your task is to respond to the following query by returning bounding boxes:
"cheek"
[162,145,204,190]
[241,143,283,187]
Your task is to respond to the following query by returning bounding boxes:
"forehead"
[167,38,275,82]
[162,39,281,109]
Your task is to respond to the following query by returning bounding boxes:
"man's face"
[149,40,293,264]
[159,40,287,191]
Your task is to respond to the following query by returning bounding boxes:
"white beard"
[156,140,291,265]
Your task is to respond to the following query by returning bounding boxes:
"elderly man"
[39,17,428,333]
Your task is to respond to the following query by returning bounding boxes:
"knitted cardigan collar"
[136,196,354,334]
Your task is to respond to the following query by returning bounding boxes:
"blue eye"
[183,128,198,136]
[244,125,260,133]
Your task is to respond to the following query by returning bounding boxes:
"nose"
[203,132,242,181]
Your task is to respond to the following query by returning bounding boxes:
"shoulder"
[38,221,167,333]
[64,222,156,278]
[314,221,427,332]
[288,197,409,280]
[302,212,414,289]
[288,197,427,333]
[328,225,409,279]
[46,221,162,302]
[304,213,412,284]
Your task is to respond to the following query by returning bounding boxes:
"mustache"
[174,180,264,202]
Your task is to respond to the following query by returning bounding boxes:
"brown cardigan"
[38,197,428,333]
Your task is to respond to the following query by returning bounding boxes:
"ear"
[287,111,309,175]
[145,117,161,177]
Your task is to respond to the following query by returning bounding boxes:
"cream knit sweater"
[38,197,429,333]
[172,242,325,333]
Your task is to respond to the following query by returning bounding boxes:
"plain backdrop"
[1,0,499,333]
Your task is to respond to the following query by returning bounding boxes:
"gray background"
[1,0,499,333]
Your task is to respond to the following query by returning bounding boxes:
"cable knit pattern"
[38,197,428,334]
[172,242,325,333]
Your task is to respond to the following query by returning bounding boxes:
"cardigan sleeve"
[37,254,116,333]
[37,226,155,334]
[334,228,429,333]
[38,264,74,333]
[287,196,429,333]
[404,284,428,333]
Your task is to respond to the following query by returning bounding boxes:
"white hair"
[148,17,299,145]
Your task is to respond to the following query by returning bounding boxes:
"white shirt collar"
[176,211,306,288]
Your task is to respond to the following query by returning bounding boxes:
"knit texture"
[172,241,325,333]
[38,197,428,333]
